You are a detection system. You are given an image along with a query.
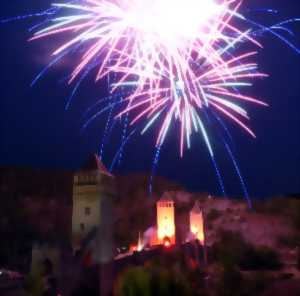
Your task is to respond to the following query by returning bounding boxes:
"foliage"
[206,209,222,222]
[0,192,33,270]
[277,234,300,248]
[213,229,248,268]
[213,230,282,271]
[245,272,273,296]
[115,267,151,296]
[115,265,192,296]
[278,273,294,280]
[297,248,300,271]
[185,268,208,295]
[290,201,300,230]
[216,264,245,296]
[254,197,288,215]
[23,267,44,296]
[256,198,300,231]
[216,266,273,296]
[240,246,282,271]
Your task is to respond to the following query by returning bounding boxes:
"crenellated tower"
[156,193,176,246]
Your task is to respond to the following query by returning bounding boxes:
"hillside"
[1,166,299,283]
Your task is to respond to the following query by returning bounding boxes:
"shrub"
[239,246,282,271]
[206,209,222,222]
[216,265,244,296]
[291,202,300,230]
[277,235,300,248]
[245,272,273,296]
[23,268,44,296]
[213,230,248,267]
[279,273,294,280]
[213,230,282,271]
[115,266,192,296]
[115,267,151,296]
[255,198,286,215]
[297,248,300,271]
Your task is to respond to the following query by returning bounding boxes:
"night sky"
[1,1,300,198]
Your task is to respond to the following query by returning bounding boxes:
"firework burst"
[29,0,273,156]
[4,0,299,203]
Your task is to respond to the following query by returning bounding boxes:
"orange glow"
[163,236,172,248]
[156,198,176,245]
[137,231,143,251]
[164,240,171,248]
[190,205,205,245]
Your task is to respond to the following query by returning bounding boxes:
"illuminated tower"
[156,193,176,245]
[190,201,205,245]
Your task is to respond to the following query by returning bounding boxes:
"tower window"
[80,223,85,231]
[85,207,91,216]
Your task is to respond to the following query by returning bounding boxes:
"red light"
[130,245,137,252]
[164,240,171,248]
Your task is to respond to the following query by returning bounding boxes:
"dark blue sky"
[1,1,300,198]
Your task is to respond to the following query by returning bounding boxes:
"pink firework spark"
[30,0,269,156]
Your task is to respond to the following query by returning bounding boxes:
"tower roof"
[159,191,174,202]
[191,200,202,214]
[80,154,113,177]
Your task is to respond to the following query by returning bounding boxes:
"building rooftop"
[80,154,113,177]
[191,200,202,214]
[159,191,174,202]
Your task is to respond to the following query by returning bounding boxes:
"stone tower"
[72,154,116,296]
[190,201,204,245]
[156,192,176,245]
[72,154,113,250]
